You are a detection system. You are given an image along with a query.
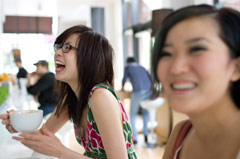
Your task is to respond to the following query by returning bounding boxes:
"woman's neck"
[189,102,240,142]
[68,81,80,98]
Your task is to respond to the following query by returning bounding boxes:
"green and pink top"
[74,84,137,159]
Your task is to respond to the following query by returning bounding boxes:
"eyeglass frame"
[54,44,77,53]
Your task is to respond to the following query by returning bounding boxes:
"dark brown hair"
[152,4,240,108]
[54,25,114,125]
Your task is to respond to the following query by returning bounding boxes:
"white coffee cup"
[9,110,43,133]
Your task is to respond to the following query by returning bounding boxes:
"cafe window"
[4,16,52,34]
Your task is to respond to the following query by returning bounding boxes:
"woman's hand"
[0,110,18,133]
[12,124,66,158]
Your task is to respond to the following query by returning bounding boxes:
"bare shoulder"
[89,88,120,115]
[89,88,117,106]
[162,119,189,159]
[89,88,128,158]
[90,87,114,98]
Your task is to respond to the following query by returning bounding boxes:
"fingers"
[12,135,24,141]
[7,109,15,114]
[1,113,11,127]
[1,118,10,126]
[13,132,51,150]
[13,131,62,156]
[13,135,40,150]
[1,110,18,133]
[0,113,9,120]
[6,124,18,133]
[0,109,15,120]
[18,133,39,140]
[32,130,43,135]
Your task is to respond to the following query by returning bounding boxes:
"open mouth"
[171,83,197,90]
[55,61,65,72]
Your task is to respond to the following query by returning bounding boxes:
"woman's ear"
[230,57,240,82]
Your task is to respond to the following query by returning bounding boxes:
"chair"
[141,97,165,144]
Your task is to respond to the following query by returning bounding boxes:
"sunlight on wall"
[143,0,162,10]
[0,33,56,74]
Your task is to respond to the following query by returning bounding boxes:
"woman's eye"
[63,45,70,50]
[189,46,206,53]
[160,51,172,58]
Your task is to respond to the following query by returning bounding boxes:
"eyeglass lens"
[54,44,76,53]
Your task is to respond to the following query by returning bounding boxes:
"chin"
[169,101,191,113]
[171,102,202,116]
[55,74,60,80]
[55,74,65,82]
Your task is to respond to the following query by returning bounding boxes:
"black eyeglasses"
[54,44,77,53]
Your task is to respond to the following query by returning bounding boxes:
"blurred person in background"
[15,58,28,89]
[152,4,240,159]
[27,60,58,117]
[122,57,152,145]
[0,25,137,159]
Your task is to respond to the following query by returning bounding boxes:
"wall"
[162,0,213,9]
[56,0,124,86]
[0,0,3,72]
[106,0,124,89]
[0,0,124,83]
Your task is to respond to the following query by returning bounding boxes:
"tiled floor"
[134,134,165,159]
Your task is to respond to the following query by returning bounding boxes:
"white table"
[0,82,40,159]
[0,124,34,159]
[0,81,74,159]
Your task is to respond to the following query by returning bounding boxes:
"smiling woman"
[0,25,137,159]
[152,4,240,159]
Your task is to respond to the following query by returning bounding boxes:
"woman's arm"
[12,108,92,159]
[44,108,70,134]
[12,88,129,159]
[89,88,128,159]
[13,124,92,159]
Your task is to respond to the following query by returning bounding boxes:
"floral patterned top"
[74,84,137,159]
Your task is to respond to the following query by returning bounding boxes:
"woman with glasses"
[152,4,240,159]
[0,25,137,159]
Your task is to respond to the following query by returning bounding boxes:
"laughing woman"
[152,4,240,159]
[0,25,137,159]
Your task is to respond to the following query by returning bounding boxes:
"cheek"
[156,60,167,82]
[194,55,228,78]
[69,62,78,74]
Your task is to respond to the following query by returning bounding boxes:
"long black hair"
[152,4,240,108]
[54,25,114,125]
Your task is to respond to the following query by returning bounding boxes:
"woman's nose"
[169,55,190,75]
[54,49,63,57]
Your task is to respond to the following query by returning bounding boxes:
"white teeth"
[172,83,196,90]
[55,61,65,65]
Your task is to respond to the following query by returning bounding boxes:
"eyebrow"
[163,37,211,48]
[64,41,75,46]
[64,42,71,44]
[185,37,211,44]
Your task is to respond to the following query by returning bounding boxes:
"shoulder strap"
[172,120,192,158]
[88,84,120,100]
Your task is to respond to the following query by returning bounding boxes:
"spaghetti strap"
[88,84,120,100]
[173,120,192,159]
